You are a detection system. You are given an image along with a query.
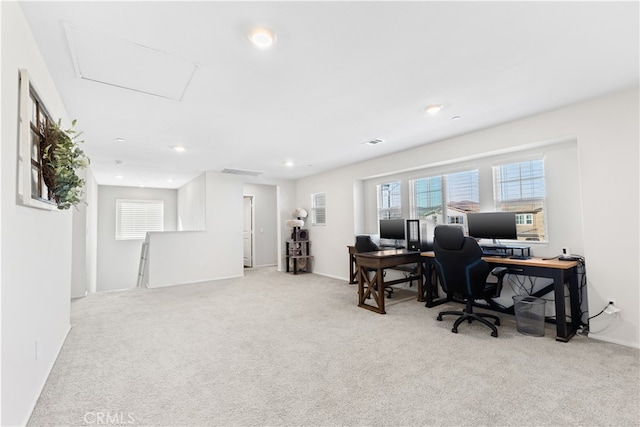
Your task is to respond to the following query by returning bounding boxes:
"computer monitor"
[379,219,406,240]
[466,212,517,242]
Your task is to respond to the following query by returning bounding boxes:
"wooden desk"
[348,245,358,284]
[421,252,581,342]
[355,249,423,314]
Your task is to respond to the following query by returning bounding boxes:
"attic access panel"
[64,23,197,101]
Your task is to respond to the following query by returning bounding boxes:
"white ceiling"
[19,1,639,189]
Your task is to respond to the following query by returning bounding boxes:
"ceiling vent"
[364,138,385,146]
[220,168,264,177]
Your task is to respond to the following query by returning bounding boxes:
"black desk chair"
[354,235,394,298]
[433,225,508,337]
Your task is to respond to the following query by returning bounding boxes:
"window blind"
[494,159,545,202]
[493,159,546,241]
[410,176,443,219]
[377,181,402,220]
[445,169,479,216]
[115,199,164,240]
[311,192,326,225]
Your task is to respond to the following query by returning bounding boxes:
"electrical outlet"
[605,298,621,314]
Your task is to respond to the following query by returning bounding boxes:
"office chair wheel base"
[437,315,443,321]
[491,331,498,338]
[494,320,500,326]
[451,327,458,334]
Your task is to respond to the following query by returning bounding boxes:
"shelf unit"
[285,228,313,274]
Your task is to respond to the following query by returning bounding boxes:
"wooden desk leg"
[357,266,365,306]
[357,266,385,314]
[349,253,357,284]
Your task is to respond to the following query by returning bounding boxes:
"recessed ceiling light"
[115,137,125,142]
[248,27,276,48]
[451,116,462,121]
[115,174,124,179]
[171,145,186,152]
[424,104,444,114]
[168,178,174,183]
[284,160,294,167]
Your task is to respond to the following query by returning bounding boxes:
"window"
[410,169,479,226]
[445,169,479,222]
[410,176,442,220]
[19,69,56,207]
[115,199,164,240]
[377,181,402,220]
[516,213,534,225]
[493,159,546,241]
[311,192,326,225]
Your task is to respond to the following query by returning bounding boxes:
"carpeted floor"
[28,267,639,426]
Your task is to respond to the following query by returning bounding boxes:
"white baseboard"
[588,332,639,349]
[147,274,244,288]
[311,271,349,282]
[23,324,71,426]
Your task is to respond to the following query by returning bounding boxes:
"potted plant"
[41,119,90,210]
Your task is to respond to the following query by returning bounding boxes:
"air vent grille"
[364,138,385,146]
[220,168,263,176]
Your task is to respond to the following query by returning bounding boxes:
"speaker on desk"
[296,229,309,241]
[406,219,420,251]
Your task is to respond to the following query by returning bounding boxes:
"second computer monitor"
[466,212,517,241]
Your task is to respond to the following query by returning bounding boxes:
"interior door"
[243,196,253,267]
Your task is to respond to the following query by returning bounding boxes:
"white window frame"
[18,69,58,210]
[311,192,326,226]
[115,199,164,240]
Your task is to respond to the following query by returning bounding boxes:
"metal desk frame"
[422,252,581,342]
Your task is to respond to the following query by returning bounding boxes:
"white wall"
[147,172,243,287]
[97,186,177,291]
[244,184,278,267]
[177,172,206,231]
[1,3,73,425]
[147,173,296,287]
[70,167,98,298]
[296,89,639,348]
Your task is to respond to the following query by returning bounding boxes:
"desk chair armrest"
[491,266,508,279]
[490,266,508,297]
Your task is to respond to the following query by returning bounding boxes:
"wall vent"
[220,168,263,176]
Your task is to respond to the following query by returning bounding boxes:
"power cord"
[588,302,611,320]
